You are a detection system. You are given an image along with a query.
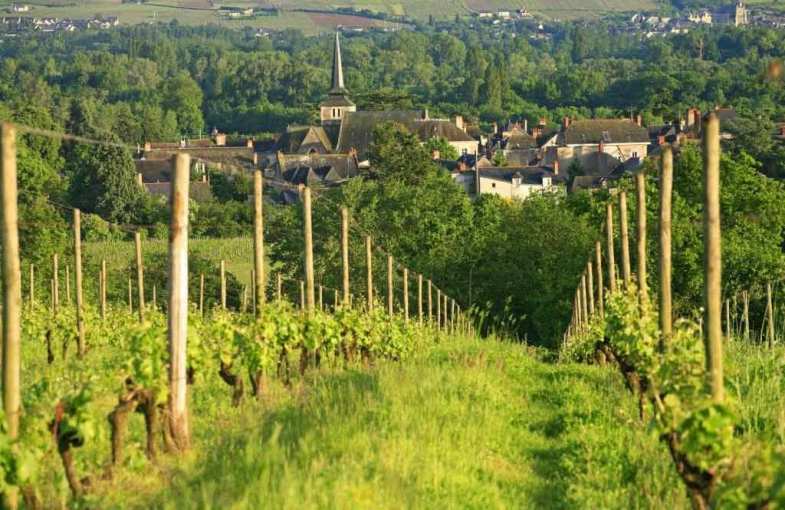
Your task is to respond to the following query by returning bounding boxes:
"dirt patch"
[306,12,386,28]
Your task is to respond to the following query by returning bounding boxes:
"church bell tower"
[320,32,356,125]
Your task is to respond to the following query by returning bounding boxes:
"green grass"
[84,337,687,508]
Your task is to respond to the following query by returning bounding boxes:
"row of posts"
[567,112,725,404]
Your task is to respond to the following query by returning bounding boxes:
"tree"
[425,137,459,160]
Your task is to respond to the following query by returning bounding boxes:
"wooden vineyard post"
[65,265,71,305]
[436,288,442,329]
[199,273,205,317]
[387,255,394,316]
[366,236,373,312]
[253,170,265,317]
[135,231,145,323]
[443,294,448,332]
[302,186,315,313]
[29,264,34,309]
[659,145,673,344]
[767,282,775,349]
[152,285,157,311]
[167,152,190,450]
[606,203,617,294]
[100,260,107,320]
[595,241,604,318]
[241,287,248,313]
[576,286,583,330]
[128,277,133,314]
[586,261,595,316]
[418,274,423,325]
[334,289,339,311]
[2,123,22,501]
[341,207,350,306]
[428,279,433,324]
[403,268,409,322]
[581,273,589,327]
[743,290,750,342]
[277,273,282,303]
[635,171,648,304]
[220,260,226,310]
[703,112,724,403]
[619,191,632,288]
[52,253,59,313]
[319,285,323,311]
[300,281,305,311]
[73,209,86,357]
[725,299,731,342]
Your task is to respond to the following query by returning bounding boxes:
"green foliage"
[424,136,459,160]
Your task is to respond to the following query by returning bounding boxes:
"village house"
[452,165,564,201]
[265,32,478,184]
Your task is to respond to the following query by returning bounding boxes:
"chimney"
[538,117,547,127]
[524,118,528,133]
[598,140,604,153]
[253,152,259,167]
[687,107,701,128]
[143,142,151,152]
[422,109,429,120]
[553,160,560,176]
[532,126,542,139]
[454,115,465,131]
[431,149,441,160]
[492,122,498,135]
[246,138,254,148]
[136,173,143,186]
[215,133,227,146]
[562,116,571,130]
[658,134,666,145]
[635,114,642,127]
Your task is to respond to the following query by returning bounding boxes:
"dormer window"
[543,177,552,187]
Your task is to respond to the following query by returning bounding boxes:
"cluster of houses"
[0,14,119,34]
[133,32,747,205]
[625,2,769,37]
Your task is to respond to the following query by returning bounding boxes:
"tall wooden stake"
[319,285,323,311]
[436,288,442,328]
[387,254,394,316]
[595,241,604,318]
[619,191,632,288]
[253,170,265,317]
[277,273,282,303]
[586,261,594,316]
[635,171,648,303]
[302,186,315,313]
[135,231,145,323]
[100,260,107,320]
[743,290,750,342]
[703,112,724,403]
[418,273,423,325]
[606,203,617,294]
[65,264,71,305]
[52,253,59,313]
[428,279,433,324]
[403,268,409,322]
[341,207,350,306]
[29,264,34,308]
[168,152,190,450]
[659,145,673,344]
[725,299,731,342]
[199,273,205,317]
[1,123,22,493]
[73,209,85,357]
[581,273,589,326]
[251,270,256,316]
[128,276,133,314]
[366,236,373,312]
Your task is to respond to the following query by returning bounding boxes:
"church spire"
[330,31,348,95]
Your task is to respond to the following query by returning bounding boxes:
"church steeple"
[330,32,348,95]
[320,31,356,126]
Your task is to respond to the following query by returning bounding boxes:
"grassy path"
[98,339,689,509]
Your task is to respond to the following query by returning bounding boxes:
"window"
[462,148,468,155]
[491,183,496,188]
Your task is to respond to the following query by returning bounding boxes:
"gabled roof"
[335,110,476,159]
[274,126,334,154]
[562,119,649,145]
[277,153,359,186]
[505,128,537,150]
[479,166,565,185]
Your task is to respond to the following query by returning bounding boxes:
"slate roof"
[480,166,565,185]
[321,95,355,108]
[335,111,476,159]
[276,154,359,186]
[505,128,537,150]
[562,119,649,145]
[274,127,334,154]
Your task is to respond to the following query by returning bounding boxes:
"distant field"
[3,0,660,31]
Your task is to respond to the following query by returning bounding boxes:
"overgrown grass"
[84,337,687,509]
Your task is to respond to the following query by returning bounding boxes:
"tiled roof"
[563,119,649,145]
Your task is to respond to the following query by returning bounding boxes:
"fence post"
[52,253,59,314]
[253,170,265,317]
[659,145,673,344]
[341,207,350,306]
[595,241,604,318]
[387,255,394,316]
[1,123,22,489]
[220,260,226,310]
[128,276,133,314]
[366,236,373,312]
[65,264,71,305]
[436,288,441,328]
[606,203,617,294]
[743,290,750,342]
[153,284,157,311]
[428,279,433,324]
[581,273,589,327]
[135,231,145,323]
[725,299,731,342]
[300,280,305,311]
[277,273,282,303]
[586,261,595,316]
[619,191,632,288]
[302,186,315,313]
[251,270,256,316]
[403,268,409,322]
[635,171,648,304]
[73,209,86,357]
[319,285,323,311]
[703,112,724,403]
[418,273,423,325]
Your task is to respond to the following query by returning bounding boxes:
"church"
[265,32,478,187]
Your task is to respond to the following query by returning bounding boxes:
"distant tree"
[425,137,459,160]
[491,150,508,167]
